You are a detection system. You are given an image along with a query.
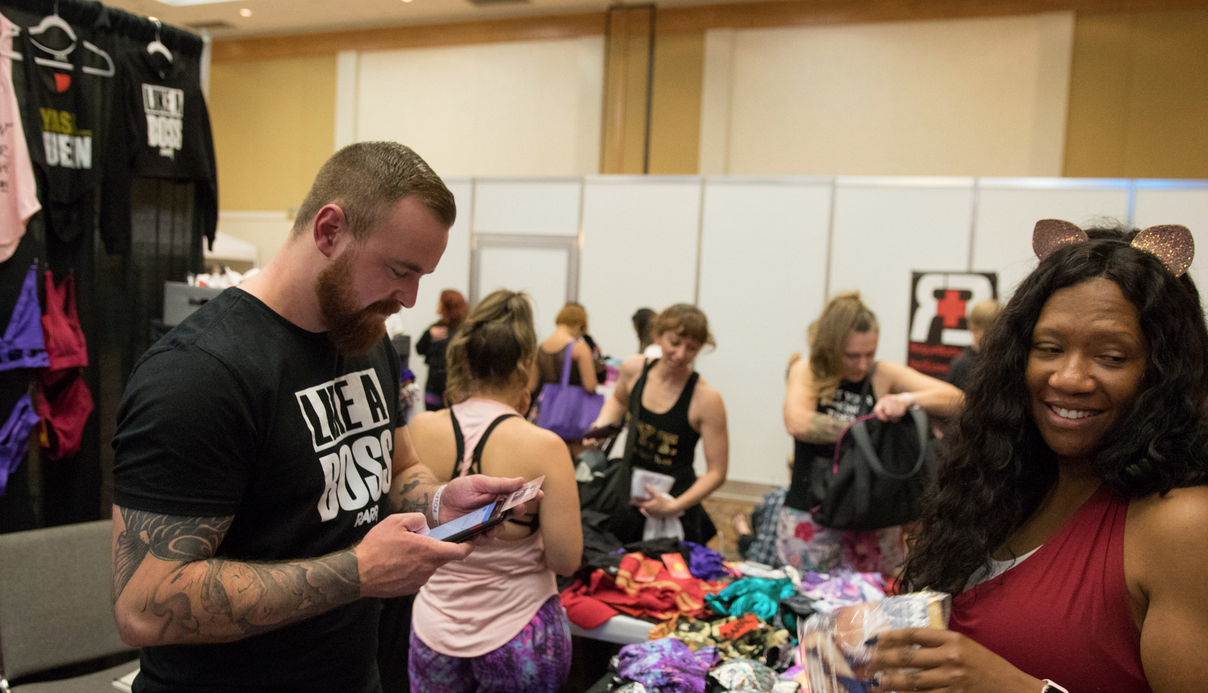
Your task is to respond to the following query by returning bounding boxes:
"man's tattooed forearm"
[113,509,232,602]
[390,467,439,516]
[132,546,358,641]
[174,551,360,638]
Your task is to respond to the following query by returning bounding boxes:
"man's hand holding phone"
[428,475,546,543]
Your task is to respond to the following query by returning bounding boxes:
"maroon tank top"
[950,484,1150,692]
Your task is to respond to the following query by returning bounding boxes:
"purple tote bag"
[536,341,605,440]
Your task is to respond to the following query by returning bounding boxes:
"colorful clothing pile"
[705,577,797,622]
[798,570,886,612]
[615,638,717,693]
[560,553,728,626]
[653,614,791,662]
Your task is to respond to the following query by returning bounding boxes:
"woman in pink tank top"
[405,289,582,693]
[871,223,1208,693]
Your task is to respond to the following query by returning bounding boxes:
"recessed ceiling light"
[240,8,252,16]
[402,0,413,4]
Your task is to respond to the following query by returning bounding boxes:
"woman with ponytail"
[406,289,582,692]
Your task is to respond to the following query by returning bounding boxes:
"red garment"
[584,553,726,622]
[560,581,620,629]
[41,271,88,370]
[35,369,93,460]
[950,484,1150,693]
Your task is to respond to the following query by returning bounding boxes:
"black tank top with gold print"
[631,364,701,496]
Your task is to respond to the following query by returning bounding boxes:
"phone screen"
[426,501,501,542]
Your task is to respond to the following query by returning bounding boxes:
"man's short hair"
[291,141,456,241]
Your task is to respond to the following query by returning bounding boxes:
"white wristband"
[431,484,448,525]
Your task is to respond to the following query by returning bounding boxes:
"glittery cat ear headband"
[1032,219,1196,277]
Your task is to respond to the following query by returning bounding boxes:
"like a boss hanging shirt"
[100,39,217,254]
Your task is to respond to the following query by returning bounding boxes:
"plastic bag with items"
[800,591,950,693]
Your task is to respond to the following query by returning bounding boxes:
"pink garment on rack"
[0,14,41,262]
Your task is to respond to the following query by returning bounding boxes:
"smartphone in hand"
[425,501,506,543]
[425,476,546,543]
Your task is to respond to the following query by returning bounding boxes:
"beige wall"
[209,56,337,211]
[348,38,603,177]
[699,13,1075,176]
[1064,7,1208,178]
[204,1,1208,207]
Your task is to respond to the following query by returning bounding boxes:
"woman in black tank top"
[588,304,729,544]
[781,292,962,574]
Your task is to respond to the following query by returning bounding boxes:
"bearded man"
[110,142,527,693]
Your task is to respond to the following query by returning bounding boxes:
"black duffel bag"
[805,408,937,531]
[576,360,655,544]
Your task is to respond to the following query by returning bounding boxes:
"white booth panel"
[696,178,833,485]
[973,180,1130,301]
[478,246,573,337]
[473,178,584,236]
[401,177,473,397]
[579,177,703,361]
[1133,185,1208,298]
[830,178,976,366]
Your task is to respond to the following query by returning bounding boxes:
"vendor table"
[570,614,655,645]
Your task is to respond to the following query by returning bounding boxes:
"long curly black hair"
[902,227,1208,594]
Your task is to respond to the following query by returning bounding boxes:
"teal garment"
[705,577,796,621]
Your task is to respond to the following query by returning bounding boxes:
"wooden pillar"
[601,4,657,174]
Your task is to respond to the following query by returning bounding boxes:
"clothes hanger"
[146,18,173,64]
[82,40,114,76]
[1,26,21,62]
[27,0,76,69]
[9,3,112,76]
[3,30,112,76]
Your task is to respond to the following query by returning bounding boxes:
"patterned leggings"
[408,596,572,693]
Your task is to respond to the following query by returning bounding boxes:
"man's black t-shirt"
[112,288,400,693]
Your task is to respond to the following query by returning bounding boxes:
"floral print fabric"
[775,506,904,576]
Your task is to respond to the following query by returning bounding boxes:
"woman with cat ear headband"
[870,221,1208,693]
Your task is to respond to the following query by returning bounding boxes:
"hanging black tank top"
[784,364,878,511]
[19,30,100,265]
[631,364,701,496]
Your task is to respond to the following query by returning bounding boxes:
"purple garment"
[616,638,717,693]
[0,265,49,372]
[0,394,39,495]
[408,595,571,693]
[683,541,731,580]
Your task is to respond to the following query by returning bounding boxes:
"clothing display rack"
[0,0,212,533]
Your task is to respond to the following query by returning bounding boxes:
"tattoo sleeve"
[388,465,439,520]
[113,508,360,644]
[804,413,847,443]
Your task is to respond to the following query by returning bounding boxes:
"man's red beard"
[315,249,399,356]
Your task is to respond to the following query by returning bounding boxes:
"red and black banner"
[907,272,998,379]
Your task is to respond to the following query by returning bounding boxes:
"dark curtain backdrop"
[0,0,205,532]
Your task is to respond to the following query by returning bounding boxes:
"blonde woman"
[780,291,962,574]
[530,302,599,397]
[408,290,582,692]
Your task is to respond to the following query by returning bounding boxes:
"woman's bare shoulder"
[484,416,571,476]
[408,410,450,437]
[1130,485,1208,539]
